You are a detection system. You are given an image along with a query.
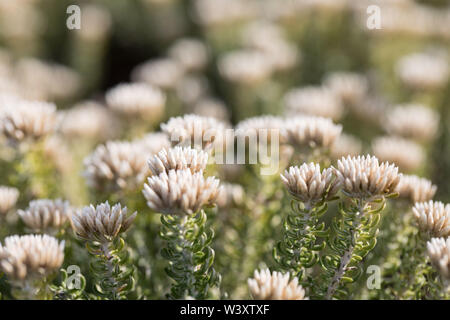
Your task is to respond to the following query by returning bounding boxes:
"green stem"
[326,201,364,300]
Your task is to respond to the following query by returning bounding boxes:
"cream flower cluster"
[384,104,439,142]
[0,234,64,281]
[168,38,209,72]
[18,199,73,233]
[161,114,226,150]
[83,141,149,191]
[218,49,273,85]
[241,20,299,72]
[132,58,184,90]
[0,99,56,143]
[413,201,450,238]
[136,132,172,155]
[281,163,340,205]
[324,71,368,106]
[143,169,220,216]
[0,186,19,216]
[372,136,424,173]
[235,115,287,144]
[330,134,363,160]
[59,101,116,141]
[71,201,137,243]
[396,52,449,91]
[286,116,342,149]
[334,155,401,200]
[284,86,343,120]
[248,269,308,300]
[148,146,209,176]
[395,175,437,203]
[106,83,165,122]
[427,237,450,281]
[216,182,245,209]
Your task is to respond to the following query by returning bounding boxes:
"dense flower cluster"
[281,163,340,204]
[0,186,19,216]
[147,146,209,176]
[427,238,450,281]
[0,0,449,302]
[334,155,401,200]
[0,235,64,281]
[18,199,72,233]
[0,99,56,143]
[396,175,437,203]
[71,201,137,243]
[248,269,308,300]
[161,114,226,150]
[286,116,342,149]
[143,169,220,215]
[83,141,149,191]
[413,201,450,238]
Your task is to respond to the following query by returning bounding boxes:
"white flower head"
[71,201,137,243]
[132,58,184,89]
[286,116,342,149]
[331,133,363,159]
[106,83,165,123]
[59,101,117,141]
[395,175,437,203]
[284,86,343,120]
[0,234,64,281]
[161,114,226,151]
[148,146,209,176]
[281,163,341,205]
[236,115,287,144]
[218,49,273,85]
[0,186,19,216]
[372,136,424,173]
[396,52,449,91]
[83,141,149,191]
[248,269,308,300]
[135,132,172,155]
[383,104,439,142]
[0,99,56,143]
[324,72,368,106]
[18,199,73,233]
[413,201,450,238]
[427,237,450,281]
[168,38,209,72]
[192,98,230,122]
[335,155,401,200]
[143,169,220,215]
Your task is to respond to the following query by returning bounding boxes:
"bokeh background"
[0,0,450,299]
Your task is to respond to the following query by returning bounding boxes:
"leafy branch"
[320,198,383,299]
[160,210,221,299]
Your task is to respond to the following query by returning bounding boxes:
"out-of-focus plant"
[274,163,339,289]
[70,201,137,299]
[143,147,222,299]
[0,234,65,300]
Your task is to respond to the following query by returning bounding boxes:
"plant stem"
[100,242,120,300]
[326,200,364,300]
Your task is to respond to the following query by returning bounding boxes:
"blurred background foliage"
[0,0,449,299]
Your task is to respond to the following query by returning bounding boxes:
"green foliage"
[50,268,86,300]
[274,200,329,284]
[160,210,221,299]
[319,198,383,299]
[86,237,135,300]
